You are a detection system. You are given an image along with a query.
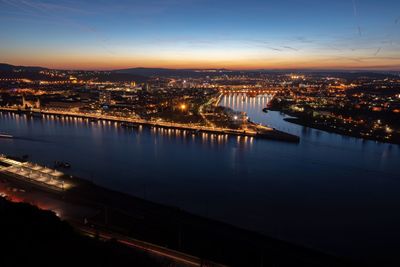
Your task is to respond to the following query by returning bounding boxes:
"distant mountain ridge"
[0,63,48,72]
[0,63,149,82]
[0,63,231,77]
[114,67,232,77]
[1,63,397,79]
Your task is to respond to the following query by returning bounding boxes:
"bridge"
[219,88,280,96]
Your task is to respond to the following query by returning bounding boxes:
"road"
[0,170,227,267]
[198,93,221,128]
[78,225,227,267]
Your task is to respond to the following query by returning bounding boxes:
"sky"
[0,0,399,70]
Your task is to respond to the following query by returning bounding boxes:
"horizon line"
[1,62,400,73]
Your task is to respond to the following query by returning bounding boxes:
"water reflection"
[0,111,258,149]
[222,93,272,115]
[1,98,400,262]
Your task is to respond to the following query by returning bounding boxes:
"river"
[1,93,399,264]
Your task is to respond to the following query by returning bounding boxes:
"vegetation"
[0,197,167,267]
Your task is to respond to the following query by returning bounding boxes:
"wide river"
[1,94,399,263]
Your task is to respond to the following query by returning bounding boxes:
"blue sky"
[0,0,399,69]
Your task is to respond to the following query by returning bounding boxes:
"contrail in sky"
[352,0,357,16]
[352,0,362,36]
[374,47,381,56]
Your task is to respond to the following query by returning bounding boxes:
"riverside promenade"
[0,107,300,143]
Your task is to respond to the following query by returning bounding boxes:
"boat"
[262,108,268,113]
[6,155,28,162]
[121,122,139,128]
[0,133,13,139]
[27,111,42,118]
[54,161,71,169]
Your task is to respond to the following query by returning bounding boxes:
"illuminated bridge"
[220,88,280,95]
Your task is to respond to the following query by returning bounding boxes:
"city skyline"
[2,1,400,266]
[1,0,400,70]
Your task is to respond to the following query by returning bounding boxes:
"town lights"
[180,104,187,111]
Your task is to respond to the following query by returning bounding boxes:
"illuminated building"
[99,91,112,105]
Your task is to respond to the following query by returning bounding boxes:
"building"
[21,96,40,109]
[99,91,112,105]
[142,83,151,92]
[44,101,86,112]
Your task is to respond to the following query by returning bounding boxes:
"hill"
[0,196,166,266]
[0,63,47,72]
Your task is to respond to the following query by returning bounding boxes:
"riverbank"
[0,197,164,267]
[0,108,300,143]
[265,105,400,145]
[283,117,400,145]
[2,95,399,266]
[251,122,300,143]
[0,155,354,267]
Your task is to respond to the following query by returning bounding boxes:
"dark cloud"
[374,47,382,56]
[282,46,299,51]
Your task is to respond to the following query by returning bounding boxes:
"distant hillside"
[92,72,149,83]
[2,63,395,81]
[114,67,234,77]
[114,67,399,79]
[0,63,47,72]
[0,63,149,83]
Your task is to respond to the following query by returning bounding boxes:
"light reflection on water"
[0,96,400,263]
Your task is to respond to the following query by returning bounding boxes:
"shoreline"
[266,106,399,145]
[283,117,400,145]
[0,155,354,266]
[0,107,300,143]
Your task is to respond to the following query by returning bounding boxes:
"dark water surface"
[1,94,399,263]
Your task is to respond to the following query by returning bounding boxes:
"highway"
[77,225,227,267]
[0,170,227,267]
